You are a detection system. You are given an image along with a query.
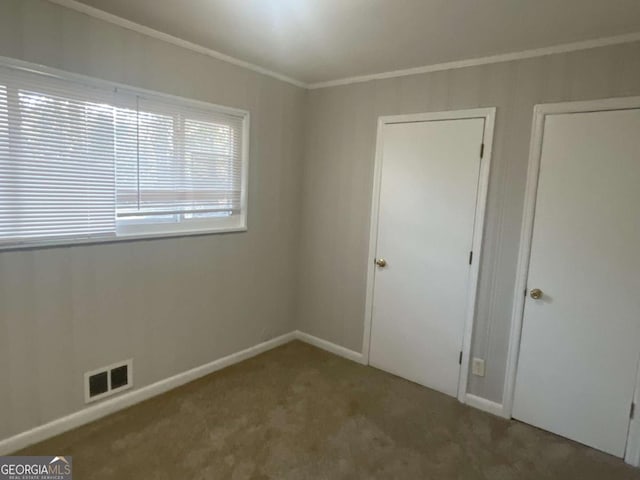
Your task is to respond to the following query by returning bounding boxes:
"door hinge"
[459,351,463,365]
[468,251,473,265]
[480,143,485,159]
[631,402,636,420]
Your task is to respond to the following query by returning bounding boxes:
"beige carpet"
[16,341,640,479]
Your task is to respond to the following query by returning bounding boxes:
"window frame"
[0,56,250,251]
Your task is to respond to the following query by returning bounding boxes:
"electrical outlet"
[472,358,486,377]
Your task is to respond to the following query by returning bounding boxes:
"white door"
[513,108,640,457]
[369,117,485,397]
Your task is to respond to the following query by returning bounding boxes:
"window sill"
[0,225,248,253]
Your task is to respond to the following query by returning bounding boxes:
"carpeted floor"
[16,341,640,479]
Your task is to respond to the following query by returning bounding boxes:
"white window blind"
[115,96,244,221]
[0,66,117,244]
[0,62,248,249]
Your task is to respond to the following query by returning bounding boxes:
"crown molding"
[44,1,640,92]
[46,0,309,89]
[307,32,640,89]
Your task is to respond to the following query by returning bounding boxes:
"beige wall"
[0,0,306,440]
[297,41,640,404]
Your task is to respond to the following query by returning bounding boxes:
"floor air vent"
[84,360,133,403]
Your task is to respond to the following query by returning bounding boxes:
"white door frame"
[502,96,640,466]
[362,107,496,404]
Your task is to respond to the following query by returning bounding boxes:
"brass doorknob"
[375,258,387,268]
[530,288,543,300]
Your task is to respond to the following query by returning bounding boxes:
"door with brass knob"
[529,288,543,300]
[375,258,387,268]
[512,106,640,458]
[369,115,487,399]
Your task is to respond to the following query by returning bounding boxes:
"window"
[0,62,248,249]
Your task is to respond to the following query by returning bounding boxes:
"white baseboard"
[292,332,511,422]
[464,393,508,418]
[294,330,366,365]
[0,328,507,455]
[292,332,513,423]
[0,331,296,455]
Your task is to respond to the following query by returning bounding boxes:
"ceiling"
[70,0,640,85]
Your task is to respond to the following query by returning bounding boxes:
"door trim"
[503,96,640,466]
[362,108,496,404]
